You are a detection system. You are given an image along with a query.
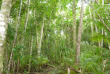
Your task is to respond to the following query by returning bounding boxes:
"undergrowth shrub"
[80,43,110,73]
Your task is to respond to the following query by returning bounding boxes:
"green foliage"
[2,0,110,73]
[6,23,15,42]
[80,44,110,73]
[13,44,25,62]
[31,55,49,71]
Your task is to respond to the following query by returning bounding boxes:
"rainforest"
[0,0,110,74]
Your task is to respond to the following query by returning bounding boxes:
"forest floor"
[14,64,79,74]
[29,65,78,74]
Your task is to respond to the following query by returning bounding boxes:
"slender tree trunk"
[21,0,30,43]
[89,4,94,47]
[86,1,110,32]
[67,26,71,74]
[21,0,30,49]
[92,0,101,47]
[101,0,104,48]
[76,0,84,64]
[11,59,15,74]
[108,42,110,50]
[15,1,30,73]
[68,67,70,74]
[13,0,22,47]
[7,0,22,73]
[28,36,33,73]
[4,43,9,70]
[95,24,101,47]
[20,0,30,46]
[24,0,30,32]
[107,0,110,3]
[101,28,103,47]
[68,27,71,48]
[66,26,70,48]
[16,58,20,74]
[102,0,104,5]
[34,9,38,51]
[73,0,76,49]
[0,0,12,73]
[96,0,99,4]
[38,19,45,55]
[66,25,68,47]
[89,6,93,36]
[104,32,110,49]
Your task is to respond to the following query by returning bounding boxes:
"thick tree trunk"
[0,0,12,73]
[73,0,76,49]
[76,0,84,64]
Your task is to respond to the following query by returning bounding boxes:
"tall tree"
[7,0,23,73]
[38,19,45,55]
[0,0,12,73]
[76,0,84,64]
[73,0,76,49]
[28,36,33,73]
[92,0,101,47]
[102,0,104,5]
[101,0,104,48]
[24,0,30,32]
[89,6,93,36]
